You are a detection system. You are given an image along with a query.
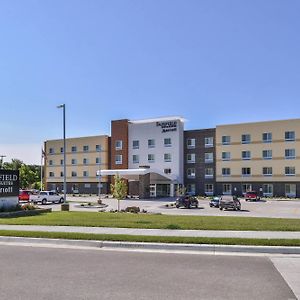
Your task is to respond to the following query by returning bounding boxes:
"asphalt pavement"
[0,244,296,300]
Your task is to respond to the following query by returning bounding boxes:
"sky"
[1,0,300,164]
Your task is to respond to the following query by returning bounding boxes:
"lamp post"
[57,104,67,203]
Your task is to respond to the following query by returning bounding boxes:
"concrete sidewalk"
[1,224,300,239]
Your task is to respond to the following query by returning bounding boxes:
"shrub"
[125,206,140,213]
[165,224,181,230]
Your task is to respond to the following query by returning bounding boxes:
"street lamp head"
[57,104,65,109]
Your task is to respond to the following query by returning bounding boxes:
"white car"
[31,191,64,205]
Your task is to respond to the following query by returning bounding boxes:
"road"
[0,244,297,300]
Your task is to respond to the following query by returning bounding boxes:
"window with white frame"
[187,138,195,149]
[242,151,251,160]
[205,184,214,195]
[204,152,213,163]
[49,160,53,166]
[222,152,231,161]
[132,140,139,149]
[60,171,64,177]
[263,184,273,196]
[164,153,172,162]
[164,168,172,174]
[148,139,155,148]
[96,157,101,164]
[222,136,230,145]
[187,153,196,163]
[133,155,139,164]
[262,167,273,176]
[285,131,295,141]
[241,134,251,144]
[148,154,155,163]
[115,140,122,150]
[242,184,252,194]
[285,166,295,176]
[49,148,54,154]
[285,149,295,159]
[262,150,272,159]
[83,158,89,165]
[222,168,231,176]
[60,159,64,165]
[49,172,54,177]
[186,184,196,195]
[262,132,272,143]
[115,154,122,165]
[242,167,251,176]
[71,146,77,152]
[71,171,77,177]
[71,159,77,165]
[187,168,195,178]
[83,171,89,177]
[60,147,64,153]
[96,144,102,152]
[205,137,214,147]
[83,145,89,152]
[223,184,232,195]
[164,138,172,147]
[205,168,214,178]
[84,184,91,188]
[285,184,296,198]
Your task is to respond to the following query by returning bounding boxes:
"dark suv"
[176,196,199,209]
[219,195,241,211]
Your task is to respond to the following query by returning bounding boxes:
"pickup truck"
[30,191,64,205]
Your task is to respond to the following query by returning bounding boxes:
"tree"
[110,174,127,211]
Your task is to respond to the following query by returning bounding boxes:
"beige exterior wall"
[216,119,300,182]
[45,135,109,184]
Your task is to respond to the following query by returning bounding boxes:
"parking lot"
[39,196,300,219]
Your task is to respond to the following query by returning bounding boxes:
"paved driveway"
[41,196,300,219]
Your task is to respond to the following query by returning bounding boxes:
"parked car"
[209,197,220,208]
[176,196,199,209]
[31,191,64,205]
[219,195,241,211]
[18,190,33,202]
[245,191,260,201]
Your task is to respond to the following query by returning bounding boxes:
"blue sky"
[1,0,300,163]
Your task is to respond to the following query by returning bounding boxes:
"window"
[285,184,296,198]
[49,172,54,177]
[60,159,64,165]
[148,139,155,148]
[186,184,196,195]
[49,148,54,154]
[83,171,89,177]
[285,149,295,159]
[222,136,231,145]
[164,138,172,147]
[115,155,122,165]
[187,138,195,149]
[222,168,231,176]
[164,153,172,162]
[223,184,232,195]
[222,152,231,161]
[263,167,273,176]
[285,131,295,141]
[204,152,213,163]
[60,171,64,177]
[84,184,91,188]
[83,158,89,165]
[164,168,172,174]
[132,140,139,149]
[83,145,89,152]
[96,157,101,164]
[71,146,77,152]
[285,166,295,176]
[263,184,273,196]
[205,184,214,195]
[49,160,53,166]
[205,137,214,147]
[115,140,122,150]
[241,134,251,144]
[148,154,155,163]
[96,144,102,152]
[133,155,139,164]
[262,150,272,160]
[187,153,195,163]
[262,132,272,143]
[242,167,251,176]
[187,168,195,178]
[205,168,214,178]
[242,184,252,194]
[242,151,251,160]
[71,159,77,165]
[71,171,77,177]
[60,147,64,153]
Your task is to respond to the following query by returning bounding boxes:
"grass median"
[0,230,299,246]
[1,211,300,231]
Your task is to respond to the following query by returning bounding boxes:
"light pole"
[57,104,67,203]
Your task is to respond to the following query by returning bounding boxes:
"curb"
[0,236,300,255]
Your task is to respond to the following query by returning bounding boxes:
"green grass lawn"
[0,230,300,246]
[1,211,300,231]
